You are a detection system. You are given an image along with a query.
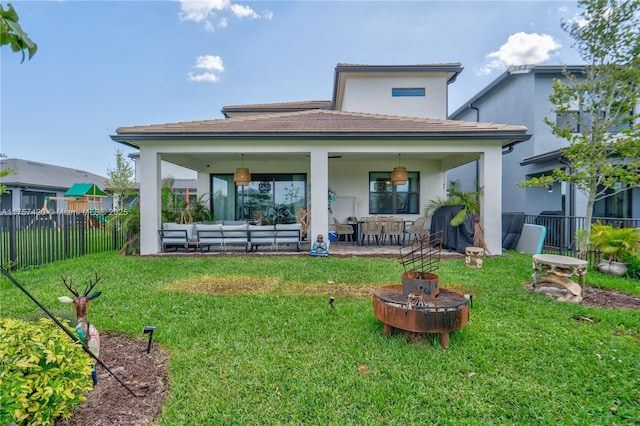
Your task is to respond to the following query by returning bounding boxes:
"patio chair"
[361,217,382,246]
[333,217,355,244]
[382,217,404,246]
[405,216,427,242]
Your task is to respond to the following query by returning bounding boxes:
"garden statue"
[58,272,102,384]
[310,234,329,257]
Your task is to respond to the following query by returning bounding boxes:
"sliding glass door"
[212,173,306,223]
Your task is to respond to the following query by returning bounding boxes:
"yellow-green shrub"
[0,317,94,425]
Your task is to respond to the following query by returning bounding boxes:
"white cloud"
[230,4,259,19]
[178,0,272,31]
[187,55,224,83]
[178,0,230,23]
[479,32,561,75]
[186,72,220,82]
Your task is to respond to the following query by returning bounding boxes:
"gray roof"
[449,65,586,119]
[0,158,107,192]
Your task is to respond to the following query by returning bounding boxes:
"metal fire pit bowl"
[372,231,469,348]
[373,284,469,348]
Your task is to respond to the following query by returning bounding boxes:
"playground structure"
[36,183,109,227]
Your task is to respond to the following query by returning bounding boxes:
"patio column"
[478,148,502,254]
[139,150,162,255]
[309,150,329,245]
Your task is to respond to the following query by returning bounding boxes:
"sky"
[1,0,585,177]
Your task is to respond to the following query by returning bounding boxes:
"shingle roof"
[115,109,527,137]
[0,158,107,191]
[222,100,332,112]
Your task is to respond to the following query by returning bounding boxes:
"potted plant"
[589,221,640,276]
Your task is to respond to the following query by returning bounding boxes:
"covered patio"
[112,110,530,255]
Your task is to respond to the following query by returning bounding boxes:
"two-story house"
[111,63,530,255]
[448,65,639,223]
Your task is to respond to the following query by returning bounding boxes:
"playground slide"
[89,210,108,225]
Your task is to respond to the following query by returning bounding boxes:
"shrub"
[0,317,93,425]
[625,254,640,280]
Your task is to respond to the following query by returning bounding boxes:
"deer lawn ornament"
[59,272,102,384]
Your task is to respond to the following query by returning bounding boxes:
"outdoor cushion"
[163,223,196,241]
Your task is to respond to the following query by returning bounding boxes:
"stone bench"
[532,254,588,303]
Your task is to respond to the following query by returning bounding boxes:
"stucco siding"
[341,75,448,119]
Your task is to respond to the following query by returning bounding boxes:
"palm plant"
[424,181,486,250]
[589,221,640,263]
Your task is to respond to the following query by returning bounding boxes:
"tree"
[521,0,640,250]
[0,153,13,194]
[1,2,37,62]
[104,150,135,209]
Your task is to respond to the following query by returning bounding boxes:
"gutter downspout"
[469,104,480,191]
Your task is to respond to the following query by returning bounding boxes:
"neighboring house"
[111,63,531,255]
[448,64,640,221]
[128,152,197,206]
[0,158,112,211]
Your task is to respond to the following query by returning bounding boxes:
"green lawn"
[2,252,639,424]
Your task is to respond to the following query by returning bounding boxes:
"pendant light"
[391,153,408,185]
[234,154,251,186]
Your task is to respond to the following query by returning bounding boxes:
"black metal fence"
[503,212,640,263]
[0,211,127,271]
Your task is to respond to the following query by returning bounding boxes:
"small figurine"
[309,234,329,257]
[58,272,102,384]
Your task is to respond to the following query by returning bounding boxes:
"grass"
[2,252,639,424]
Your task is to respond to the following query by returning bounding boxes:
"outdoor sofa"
[158,222,302,252]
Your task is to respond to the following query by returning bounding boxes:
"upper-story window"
[392,88,425,97]
[556,109,633,133]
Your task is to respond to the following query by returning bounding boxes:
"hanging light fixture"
[391,153,408,185]
[234,154,251,186]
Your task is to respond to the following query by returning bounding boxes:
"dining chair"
[406,216,427,242]
[382,217,404,246]
[361,217,382,246]
[333,217,355,244]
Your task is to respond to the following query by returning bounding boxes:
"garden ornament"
[59,272,102,384]
[1,265,139,397]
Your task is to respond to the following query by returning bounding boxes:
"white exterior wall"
[340,75,448,119]
[135,137,506,254]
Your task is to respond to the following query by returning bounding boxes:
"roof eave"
[111,132,531,147]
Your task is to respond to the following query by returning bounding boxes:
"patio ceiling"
[159,151,482,171]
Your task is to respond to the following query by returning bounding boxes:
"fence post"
[9,215,17,270]
[79,213,85,256]
[63,213,71,258]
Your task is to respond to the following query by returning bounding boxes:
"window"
[392,88,425,97]
[369,172,419,214]
[212,173,306,223]
[556,109,632,133]
[593,183,632,219]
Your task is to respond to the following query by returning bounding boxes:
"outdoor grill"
[372,232,469,348]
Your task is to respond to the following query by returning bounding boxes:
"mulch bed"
[57,332,169,426]
[58,283,638,425]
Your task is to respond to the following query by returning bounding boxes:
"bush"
[0,317,93,425]
[625,254,640,280]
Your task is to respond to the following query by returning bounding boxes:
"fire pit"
[373,232,469,348]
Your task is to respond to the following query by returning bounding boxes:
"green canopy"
[64,183,106,197]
